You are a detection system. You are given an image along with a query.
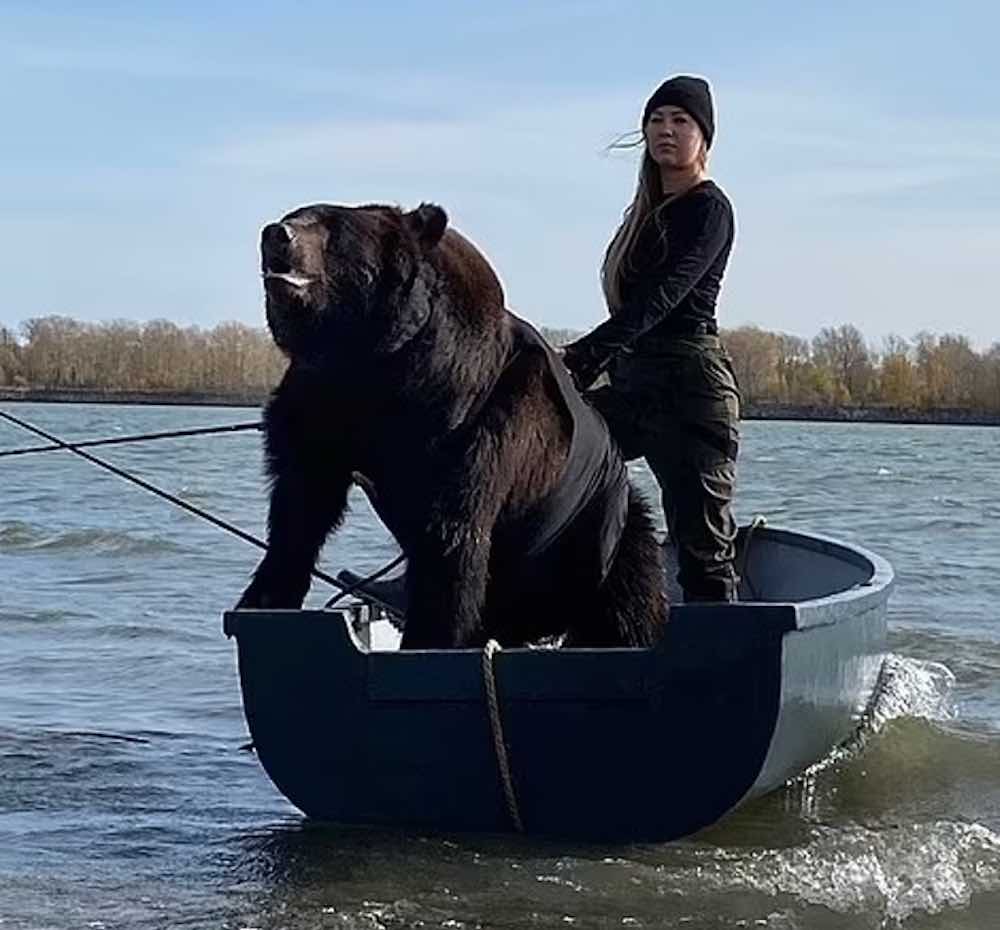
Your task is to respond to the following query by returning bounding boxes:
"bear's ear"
[404,203,448,251]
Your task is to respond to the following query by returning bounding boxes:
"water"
[1,403,999,929]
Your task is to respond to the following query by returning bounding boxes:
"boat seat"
[335,568,408,624]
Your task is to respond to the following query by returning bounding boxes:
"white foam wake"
[693,820,1000,923]
[799,653,957,779]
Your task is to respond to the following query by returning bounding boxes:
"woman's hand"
[561,338,612,392]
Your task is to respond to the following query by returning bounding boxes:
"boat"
[223,523,893,841]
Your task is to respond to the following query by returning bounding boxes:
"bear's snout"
[261,222,295,273]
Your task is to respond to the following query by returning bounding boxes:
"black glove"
[561,337,614,391]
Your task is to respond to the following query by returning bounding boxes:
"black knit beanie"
[642,75,715,149]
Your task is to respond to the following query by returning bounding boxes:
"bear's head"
[260,202,504,368]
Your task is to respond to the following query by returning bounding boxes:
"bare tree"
[812,324,874,404]
[878,335,917,408]
[0,326,22,386]
[977,343,1000,410]
[722,326,779,404]
[934,334,980,407]
[773,333,811,402]
[539,326,582,347]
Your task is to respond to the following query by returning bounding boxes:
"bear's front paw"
[235,585,264,610]
[235,567,309,610]
[235,587,298,610]
[236,585,299,610]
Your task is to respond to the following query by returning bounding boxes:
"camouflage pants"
[586,336,741,602]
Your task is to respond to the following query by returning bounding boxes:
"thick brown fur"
[237,202,666,648]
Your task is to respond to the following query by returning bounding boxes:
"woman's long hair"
[601,144,662,313]
[601,133,708,313]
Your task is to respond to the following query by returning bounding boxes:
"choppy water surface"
[1,403,999,929]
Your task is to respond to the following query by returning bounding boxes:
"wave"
[679,820,1000,924]
[869,652,958,727]
[0,521,185,556]
[889,515,985,533]
[229,815,1000,928]
[792,654,956,783]
[0,608,87,625]
[622,678,1000,923]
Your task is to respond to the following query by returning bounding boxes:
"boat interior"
[333,523,881,649]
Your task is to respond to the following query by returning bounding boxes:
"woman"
[562,75,740,602]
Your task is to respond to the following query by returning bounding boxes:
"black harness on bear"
[328,317,631,622]
[493,317,630,587]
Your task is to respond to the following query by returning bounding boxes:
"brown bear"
[236,202,666,649]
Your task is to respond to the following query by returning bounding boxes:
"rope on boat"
[0,408,349,593]
[481,639,525,833]
[0,421,262,458]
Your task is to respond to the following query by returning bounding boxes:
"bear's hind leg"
[565,487,666,648]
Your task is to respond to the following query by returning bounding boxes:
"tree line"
[721,324,1000,411]
[0,317,285,395]
[2,316,998,412]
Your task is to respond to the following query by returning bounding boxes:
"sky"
[1,1,998,349]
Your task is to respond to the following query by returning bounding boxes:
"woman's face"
[644,105,705,170]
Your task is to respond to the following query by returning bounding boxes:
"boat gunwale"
[224,524,895,649]
[738,525,894,631]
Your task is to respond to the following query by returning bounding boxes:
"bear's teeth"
[264,272,313,287]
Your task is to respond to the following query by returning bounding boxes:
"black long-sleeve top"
[564,180,734,379]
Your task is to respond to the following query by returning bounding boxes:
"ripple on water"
[0,521,185,556]
[0,608,89,626]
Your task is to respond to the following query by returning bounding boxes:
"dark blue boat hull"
[224,527,892,840]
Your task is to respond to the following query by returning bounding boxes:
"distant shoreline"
[0,388,265,409]
[2,387,999,427]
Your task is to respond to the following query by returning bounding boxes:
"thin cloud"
[1,7,996,349]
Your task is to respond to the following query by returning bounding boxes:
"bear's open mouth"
[263,271,315,289]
